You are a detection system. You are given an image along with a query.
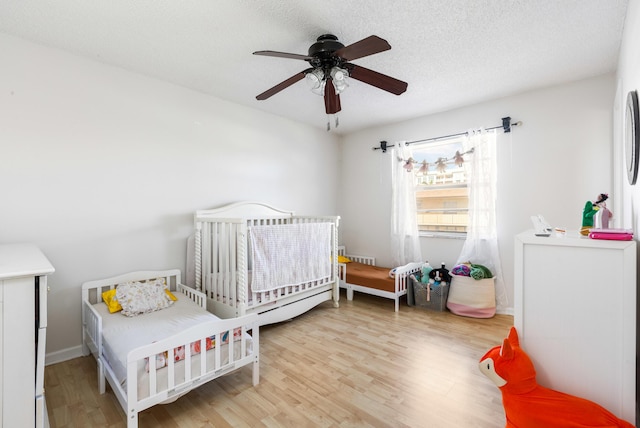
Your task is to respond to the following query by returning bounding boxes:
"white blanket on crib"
[249,223,332,292]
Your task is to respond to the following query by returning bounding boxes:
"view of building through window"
[411,136,469,235]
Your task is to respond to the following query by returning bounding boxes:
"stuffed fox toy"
[479,327,634,428]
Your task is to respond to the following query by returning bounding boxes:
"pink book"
[589,231,634,241]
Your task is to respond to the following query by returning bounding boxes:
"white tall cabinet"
[0,244,54,428]
[514,231,636,424]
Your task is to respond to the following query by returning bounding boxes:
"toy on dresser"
[479,327,634,428]
[579,193,634,240]
[581,193,613,235]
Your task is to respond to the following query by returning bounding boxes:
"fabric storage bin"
[412,278,449,311]
[446,273,495,318]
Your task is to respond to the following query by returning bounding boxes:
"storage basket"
[412,278,449,311]
[446,273,495,318]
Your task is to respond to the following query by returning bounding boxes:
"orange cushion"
[345,262,395,292]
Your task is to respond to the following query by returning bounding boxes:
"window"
[410,136,469,236]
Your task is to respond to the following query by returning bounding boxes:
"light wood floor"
[45,291,513,427]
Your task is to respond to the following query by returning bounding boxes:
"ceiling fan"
[253,34,408,126]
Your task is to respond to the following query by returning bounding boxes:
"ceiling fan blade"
[346,64,408,95]
[256,68,313,100]
[334,35,391,61]
[324,79,341,114]
[253,50,313,61]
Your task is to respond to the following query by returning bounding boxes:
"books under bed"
[81,269,259,428]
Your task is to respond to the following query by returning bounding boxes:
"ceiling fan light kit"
[253,34,407,129]
[305,68,325,94]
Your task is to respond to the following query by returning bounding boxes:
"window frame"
[410,136,470,239]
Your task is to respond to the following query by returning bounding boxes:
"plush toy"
[420,262,433,284]
[479,327,634,428]
[428,263,451,286]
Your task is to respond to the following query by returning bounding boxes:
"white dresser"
[0,244,54,428]
[514,231,636,423]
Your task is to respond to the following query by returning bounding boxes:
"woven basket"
[446,273,495,318]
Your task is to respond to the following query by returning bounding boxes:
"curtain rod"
[373,116,522,152]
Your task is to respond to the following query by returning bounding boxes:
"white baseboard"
[45,345,84,366]
[496,307,514,316]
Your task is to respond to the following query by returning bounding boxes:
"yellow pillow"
[102,288,122,313]
[165,289,178,301]
[102,288,177,313]
[338,255,352,263]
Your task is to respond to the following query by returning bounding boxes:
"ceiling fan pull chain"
[326,117,331,131]
[335,115,339,128]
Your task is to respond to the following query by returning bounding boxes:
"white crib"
[192,201,340,326]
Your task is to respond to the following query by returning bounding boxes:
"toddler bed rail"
[81,269,259,428]
[338,246,422,311]
[192,201,340,326]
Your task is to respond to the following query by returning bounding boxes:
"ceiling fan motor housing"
[308,34,345,68]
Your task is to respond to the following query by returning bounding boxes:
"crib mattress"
[345,262,394,292]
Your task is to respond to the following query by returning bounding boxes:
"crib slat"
[166,348,174,391]
[199,338,206,375]
[185,345,192,383]
[214,336,221,370]
[149,354,157,396]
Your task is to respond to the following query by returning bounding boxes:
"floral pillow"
[116,279,174,317]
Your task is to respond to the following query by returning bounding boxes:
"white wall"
[0,23,624,359]
[0,34,340,360]
[339,73,615,313]
[616,0,640,232]
[615,10,640,420]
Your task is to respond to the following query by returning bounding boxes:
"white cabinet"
[514,231,636,423]
[0,244,54,428]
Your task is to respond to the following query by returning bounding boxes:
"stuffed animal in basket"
[428,263,451,287]
[479,327,634,428]
[420,262,433,284]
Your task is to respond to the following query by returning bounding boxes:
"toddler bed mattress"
[96,297,252,399]
[345,262,395,292]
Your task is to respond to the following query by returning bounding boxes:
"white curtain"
[390,142,423,266]
[456,129,508,310]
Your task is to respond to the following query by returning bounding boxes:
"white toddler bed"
[338,246,422,312]
[81,269,259,428]
[190,201,340,326]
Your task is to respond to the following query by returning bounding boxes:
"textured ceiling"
[0,0,629,134]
